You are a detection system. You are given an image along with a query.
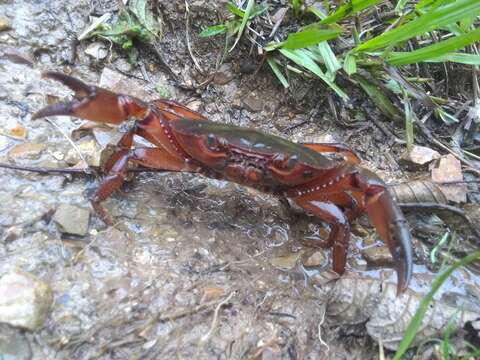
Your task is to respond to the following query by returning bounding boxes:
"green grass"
[393,251,480,360]
[201,0,480,128]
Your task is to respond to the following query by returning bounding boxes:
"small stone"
[2,48,33,67]
[53,204,90,236]
[0,136,9,152]
[64,139,101,167]
[269,251,303,270]
[186,100,202,112]
[1,226,22,243]
[0,271,52,331]
[0,326,32,360]
[243,93,263,112]
[0,18,11,32]
[84,42,108,60]
[400,145,440,167]
[7,142,47,160]
[361,246,393,266]
[303,251,326,267]
[4,124,28,139]
[213,64,234,85]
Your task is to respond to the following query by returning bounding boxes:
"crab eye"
[286,155,298,169]
[272,153,297,170]
[206,134,217,148]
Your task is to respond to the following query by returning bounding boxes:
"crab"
[32,71,413,293]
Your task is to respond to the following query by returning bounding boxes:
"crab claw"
[365,191,412,294]
[356,169,413,294]
[32,71,149,124]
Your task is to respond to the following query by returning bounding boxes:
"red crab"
[32,72,413,293]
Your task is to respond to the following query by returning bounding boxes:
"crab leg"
[93,146,201,224]
[301,143,361,164]
[294,199,350,275]
[31,72,204,224]
[291,165,412,293]
[152,100,207,121]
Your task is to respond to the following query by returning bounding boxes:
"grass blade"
[354,0,480,52]
[267,56,289,88]
[386,27,480,65]
[281,24,342,49]
[317,41,342,74]
[435,107,459,124]
[425,52,480,65]
[403,92,414,149]
[229,0,254,52]
[394,0,410,13]
[279,48,349,100]
[354,75,403,121]
[343,53,357,75]
[199,24,227,37]
[320,0,381,25]
[392,251,480,360]
[130,0,161,37]
[227,2,245,18]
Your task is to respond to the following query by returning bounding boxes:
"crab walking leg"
[289,165,413,293]
[93,147,201,224]
[294,191,361,222]
[301,143,361,165]
[152,100,207,121]
[294,199,350,274]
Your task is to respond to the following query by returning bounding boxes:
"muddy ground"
[0,1,479,359]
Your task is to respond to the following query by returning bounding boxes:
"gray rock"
[53,204,90,236]
[0,325,32,360]
[302,251,326,268]
[361,246,393,266]
[242,92,263,112]
[7,143,46,160]
[0,271,52,331]
[84,42,108,60]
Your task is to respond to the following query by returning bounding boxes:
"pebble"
[84,42,108,60]
[1,226,22,243]
[0,271,52,331]
[302,251,326,268]
[213,63,234,85]
[0,17,11,32]
[53,204,90,236]
[399,145,440,168]
[269,251,303,270]
[4,124,27,139]
[0,326,32,360]
[361,246,393,266]
[242,92,263,112]
[7,142,47,160]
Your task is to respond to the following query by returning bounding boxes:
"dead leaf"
[431,154,467,203]
[200,286,225,302]
[390,180,447,204]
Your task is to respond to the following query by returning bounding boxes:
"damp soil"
[0,1,479,359]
